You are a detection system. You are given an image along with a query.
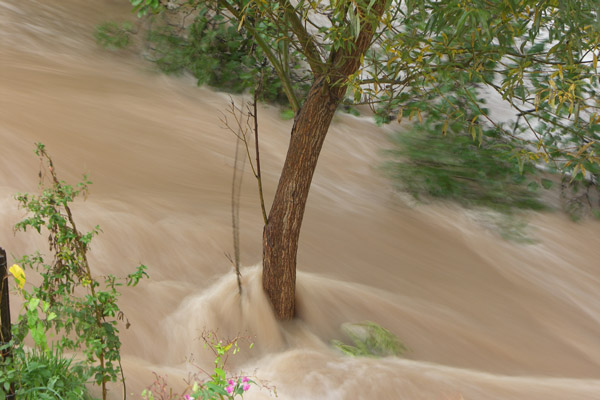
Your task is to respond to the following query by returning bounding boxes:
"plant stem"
[40,148,110,400]
[253,81,269,226]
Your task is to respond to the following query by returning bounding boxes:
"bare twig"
[220,92,270,223]
[231,131,245,296]
[251,74,269,226]
[221,77,269,294]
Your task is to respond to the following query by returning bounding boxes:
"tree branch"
[217,0,301,113]
[278,0,325,74]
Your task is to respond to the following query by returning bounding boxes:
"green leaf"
[28,297,41,311]
[455,10,472,35]
[214,367,226,381]
[204,382,228,395]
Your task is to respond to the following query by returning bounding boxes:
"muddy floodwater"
[1,1,600,399]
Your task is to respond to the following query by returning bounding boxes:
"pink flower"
[184,396,194,400]
[228,379,235,385]
[226,385,235,394]
[242,376,249,383]
[243,383,250,391]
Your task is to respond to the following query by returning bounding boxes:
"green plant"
[94,21,134,50]
[194,332,255,399]
[332,321,407,358]
[0,289,93,399]
[0,344,92,399]
[141,332,263,400]
[9,143,148,400]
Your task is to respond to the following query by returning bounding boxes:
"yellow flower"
[9,264,26,289]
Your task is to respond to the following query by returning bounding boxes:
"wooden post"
[0,246,16,398]
[0,247,11,348]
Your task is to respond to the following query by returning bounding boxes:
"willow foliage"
[132,0,599,181]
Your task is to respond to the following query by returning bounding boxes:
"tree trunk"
[262,76,344,320]
[262,0,387,320]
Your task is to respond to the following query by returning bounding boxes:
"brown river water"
[1,1,600,399]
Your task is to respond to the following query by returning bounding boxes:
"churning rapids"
[2,1,600,399]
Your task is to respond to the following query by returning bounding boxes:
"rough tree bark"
[262,77,341,319]
[262,1,386,320]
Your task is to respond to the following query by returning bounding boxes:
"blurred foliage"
[143,4,311,105]
[279,108,295,120]
[384,74,553,214]
[332,321,407,358]
[560,175,600,221]
[386,126,549,214]
[94,21,134,50]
